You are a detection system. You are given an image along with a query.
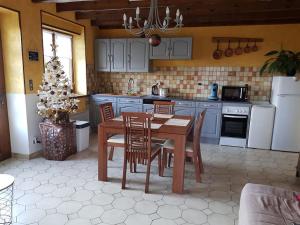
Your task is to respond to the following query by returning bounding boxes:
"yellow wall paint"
[96,24,300,67]
[0,9,25,93]
[0,0,96,95]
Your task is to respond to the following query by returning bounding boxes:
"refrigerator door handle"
[278,94,300,97]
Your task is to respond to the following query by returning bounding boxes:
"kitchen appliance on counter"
[221,85,248,102]
[248,104,275,150]
[271,76,300,152]
[208,83,219,100]
[159,88,169,97]
[220,104,250,147]
[152,83,159,96]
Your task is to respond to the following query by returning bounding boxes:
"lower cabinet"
[174,106,196,116]
[90,96,117,130]
[117,103,143,115]
[143,104,154,113]
[197,108,221,139]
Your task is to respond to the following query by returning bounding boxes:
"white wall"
[6,93,30,155]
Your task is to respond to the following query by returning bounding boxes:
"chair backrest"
[153,101,175,114]
[193,110,206,152]
[99,102,114,122]
[122,112,152,164]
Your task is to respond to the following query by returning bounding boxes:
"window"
[42,29,73,84]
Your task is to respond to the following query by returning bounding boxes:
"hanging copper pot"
[224,41,233,57]
[252,41,258,52]
[244,40,252,53]
[212,41,223,60]
[235,40,243,55]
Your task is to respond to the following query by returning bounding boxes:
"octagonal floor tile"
[66,218,92,225]
[36,197,62,210]
[152,218,177,225]
[113,197,135,210]
[125,214,151,225]
[182,209,207,225]
[185,198,208,210]
[17,208,46,224]
[157,205,181,219]
[78,205,104,219]
[92,193,114,206]
[134,200,158,215]
[101,209,127,225]
[39,213,68,225]
[71,190,94,202]
[57,201,82,214]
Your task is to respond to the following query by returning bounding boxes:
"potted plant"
[260,50,300,76]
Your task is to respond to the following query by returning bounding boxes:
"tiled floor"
[1,135,299,225]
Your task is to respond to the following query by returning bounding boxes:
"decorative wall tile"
[90,66,272,101]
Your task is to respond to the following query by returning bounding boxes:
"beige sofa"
[239,183,300,225]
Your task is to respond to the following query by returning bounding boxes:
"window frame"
[42,28,75,87]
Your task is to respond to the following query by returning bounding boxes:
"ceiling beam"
[57,0,300,12]
[91,9,300,29]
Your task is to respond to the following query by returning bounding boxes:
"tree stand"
[39,121,76,161]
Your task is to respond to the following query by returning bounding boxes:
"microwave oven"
[221,86,248,102]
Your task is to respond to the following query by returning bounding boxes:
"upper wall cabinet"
[150,38,170,60]
[95,38,149,72]
[127,38,149,72]
[95,39,110,72]
[110,39,127,72]
[150,37,192,60]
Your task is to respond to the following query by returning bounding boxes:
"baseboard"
[12,150,43,160]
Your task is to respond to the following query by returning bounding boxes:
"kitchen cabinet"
[127,38,149,72]
[143,104,154,113]
[110,39,127,72]
[95,39,110,72]
[117,98,143,115]
[90,96,117,130]
[174,107,196,116]
[170,38,192,59]
[95,38,149,72]
[150,37,192,60]
[149,38,170,59]
[117,104,143,115]
[196,102,222,139]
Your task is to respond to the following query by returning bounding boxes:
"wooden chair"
[99,102,124,160]
[153,101,175,114]
[122,112,162,193]
[152,101,175,145]
[161,110,206,182]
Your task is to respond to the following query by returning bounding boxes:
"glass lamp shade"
[149,34,161,47]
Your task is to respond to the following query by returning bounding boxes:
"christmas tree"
[37,34,79,123]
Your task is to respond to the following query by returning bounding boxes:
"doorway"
[0,36,11,161]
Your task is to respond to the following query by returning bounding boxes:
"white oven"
[220,105,250,147]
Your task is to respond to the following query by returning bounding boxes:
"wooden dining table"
[98,114,194,194]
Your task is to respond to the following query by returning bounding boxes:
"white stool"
[0,174,14,225]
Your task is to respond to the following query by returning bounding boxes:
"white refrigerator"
[271,76,300,152]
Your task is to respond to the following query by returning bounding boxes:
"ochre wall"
[0,8,25,94]
[0,0,96,94]
[96,24,300,67]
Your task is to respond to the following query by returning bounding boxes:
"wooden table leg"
[172,134,186,193]
[98,125,108,181]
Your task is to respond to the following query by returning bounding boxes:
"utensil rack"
[212,37,264,43]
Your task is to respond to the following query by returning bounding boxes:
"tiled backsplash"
[89,66,272,101]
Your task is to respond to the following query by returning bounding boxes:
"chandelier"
[122,0,183,37]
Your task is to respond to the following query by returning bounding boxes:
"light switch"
[29,80,34,91]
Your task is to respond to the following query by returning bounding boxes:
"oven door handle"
[223,115,248,119]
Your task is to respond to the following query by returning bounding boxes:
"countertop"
[92,93,253,104]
